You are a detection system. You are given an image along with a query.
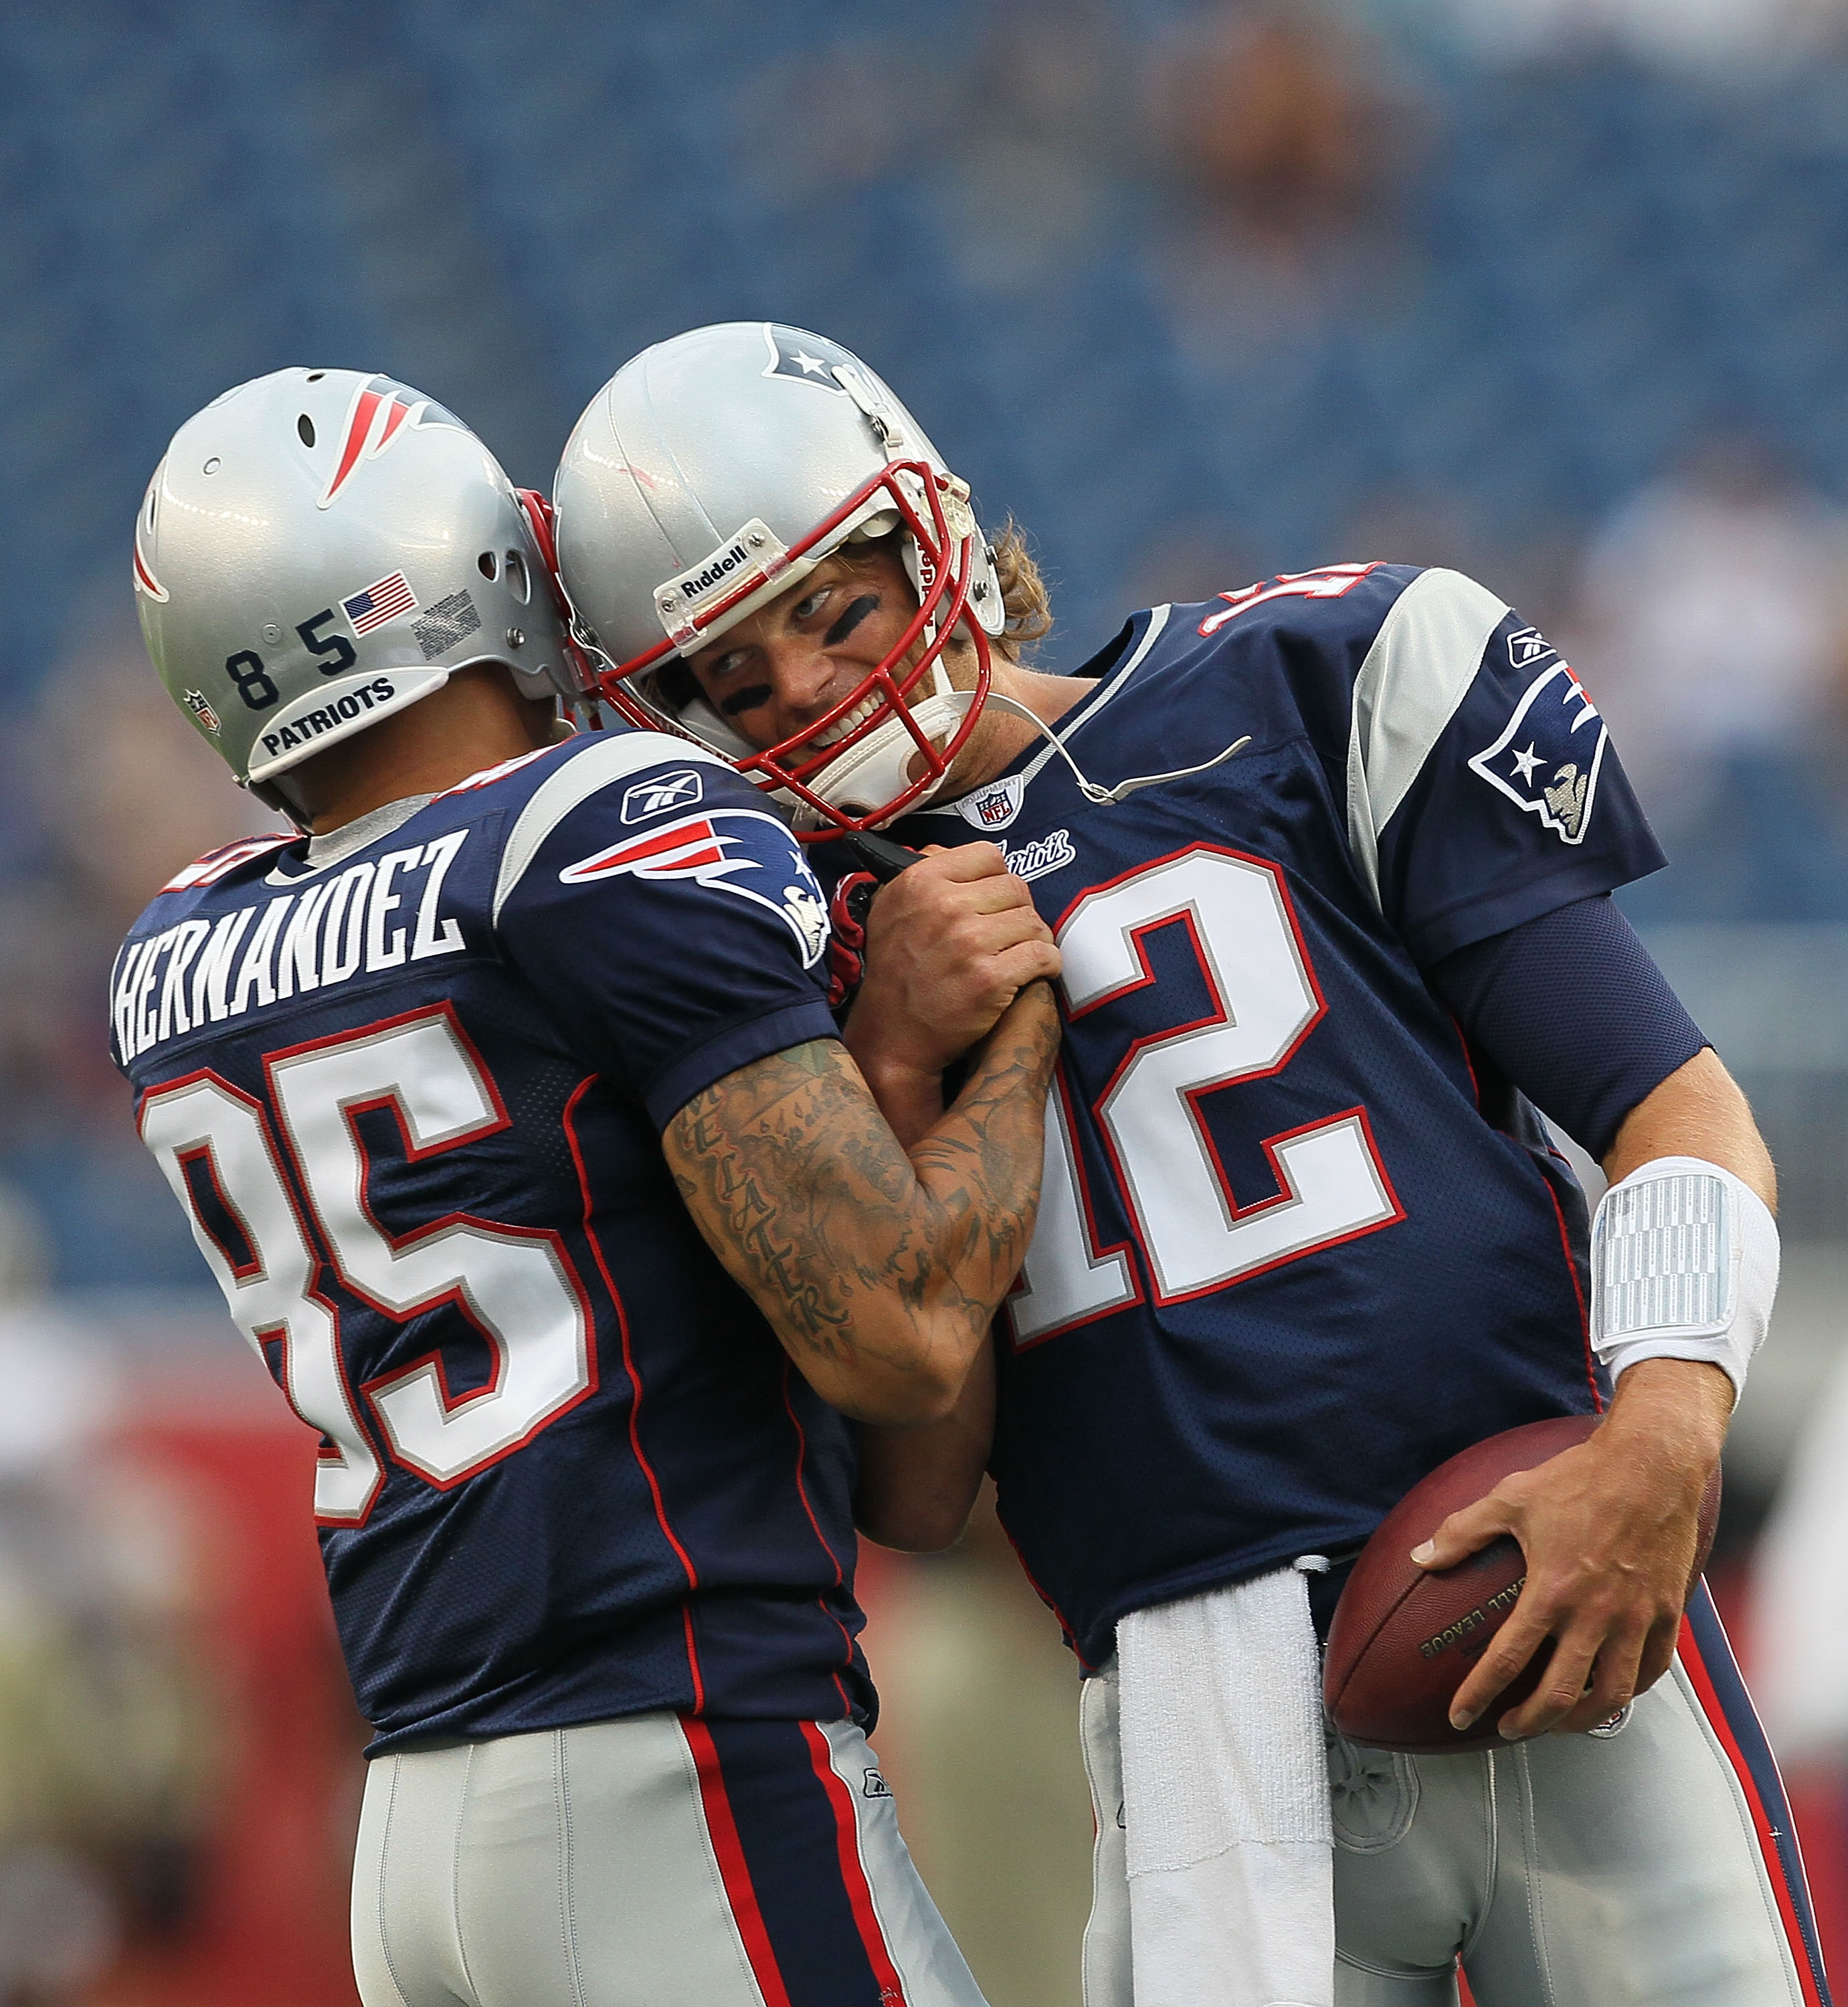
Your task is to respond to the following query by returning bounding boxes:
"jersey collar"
[909,605,1172,828]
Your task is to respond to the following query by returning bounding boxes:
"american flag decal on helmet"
[343,571,418,636]
[318,376,466,510]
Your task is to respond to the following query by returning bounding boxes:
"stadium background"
[3,0,1848,1997]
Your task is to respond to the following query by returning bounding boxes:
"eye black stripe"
[824,594,880,648]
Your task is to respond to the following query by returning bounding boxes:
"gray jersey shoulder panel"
[1345,569,1509,909]
[492,733,732,923]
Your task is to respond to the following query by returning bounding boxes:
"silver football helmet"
[552,323,1005,832]
[135,367,589,809]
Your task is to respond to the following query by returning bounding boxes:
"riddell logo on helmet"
[678,542,750,600]
[655,520,788,638]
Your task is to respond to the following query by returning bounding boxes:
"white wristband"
[1589,1155,1779,1404]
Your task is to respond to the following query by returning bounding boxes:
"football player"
[552,323,1830,2007]
[114,368,1061,2007]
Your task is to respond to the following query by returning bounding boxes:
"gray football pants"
[351,1711,990,2007]
[1080,1608,1830,2005]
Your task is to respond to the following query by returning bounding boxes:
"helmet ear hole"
[297,414,315,447]
[503,550,530,603]
[478,551,498,580]
[654,660,701,711]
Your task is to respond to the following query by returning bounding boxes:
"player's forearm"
[1601,1047,1776,1209]
[848,1046,943,1150]
[855,1343,994,1551]
[1598,1355,1733,1468]
[666,985,1059,1424]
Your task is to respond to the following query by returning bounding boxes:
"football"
[1323,1415,1722,1754]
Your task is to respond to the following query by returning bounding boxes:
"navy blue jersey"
[826,563,1666,1668]
[113,731,869,1751]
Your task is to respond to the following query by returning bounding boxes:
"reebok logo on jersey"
[1506,626,1555,670]
[1467,661,1606,846]
[862,1767,893,1798]
[621,769,705,823]
[559,808,830,968]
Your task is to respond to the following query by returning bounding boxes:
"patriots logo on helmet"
[559,807,831,967]
[318,375,467,510]
[761,324,854,396]
[1469,659,1606,845]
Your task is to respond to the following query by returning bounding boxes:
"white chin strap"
[1590,1155,1779,1406]
[793,665,978,825]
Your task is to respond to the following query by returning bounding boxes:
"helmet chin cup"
[783,680,980,830]
[597,456,995,835]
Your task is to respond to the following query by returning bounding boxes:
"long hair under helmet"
[551,323,1006,834]
[135,367,591,816]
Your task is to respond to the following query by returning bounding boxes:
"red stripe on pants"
[801,1720,909,2004]
[683,1718,795,2007]
[1677,1618,1829,2007]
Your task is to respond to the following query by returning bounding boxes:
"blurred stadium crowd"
[6,0,1848,1998]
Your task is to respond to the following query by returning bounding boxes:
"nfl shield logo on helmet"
[1469,661,1607,845]
[181,689,221,735]
[956,774,1025,832]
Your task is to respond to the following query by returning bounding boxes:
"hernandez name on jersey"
[820,563,1665,1668]
[114,733,862,1751]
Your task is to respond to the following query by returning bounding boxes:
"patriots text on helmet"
[258,678,397,760]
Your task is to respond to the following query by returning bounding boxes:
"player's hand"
[844,843,1060,1086]
[1409,1359,1732,1740]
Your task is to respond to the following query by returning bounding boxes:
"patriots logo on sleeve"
[1468,660,1607,845]
[559,808,830,967]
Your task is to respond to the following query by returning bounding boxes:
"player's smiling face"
[681,544,992,777]
[682,547,925,754]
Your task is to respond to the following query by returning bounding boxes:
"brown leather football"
[1323,1414,1722,1754]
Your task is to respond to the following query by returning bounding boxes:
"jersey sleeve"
[1345,567,1667,964]
[491,735,840,1129]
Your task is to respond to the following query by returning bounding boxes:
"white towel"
[1115,1566,1333,2007]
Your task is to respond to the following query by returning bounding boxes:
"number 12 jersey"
[854,563,1667,1668]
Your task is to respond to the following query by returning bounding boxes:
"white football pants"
[351,1711,990,2007]
[1081,1586,1831,2007]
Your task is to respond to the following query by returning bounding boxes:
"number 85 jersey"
[877,564,1667,1669]
[112,731,868,1751]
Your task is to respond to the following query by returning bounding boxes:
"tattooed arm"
[664,981,1060,1426]
[838,847,1056,1543]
